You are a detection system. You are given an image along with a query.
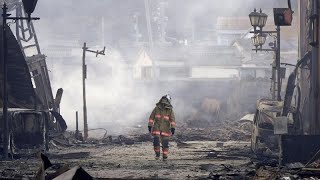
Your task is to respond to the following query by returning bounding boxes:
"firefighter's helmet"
[164,94,171,103]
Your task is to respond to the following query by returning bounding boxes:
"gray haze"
[26,0,298,136]
[33,0,294,44]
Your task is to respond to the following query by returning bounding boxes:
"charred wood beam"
[282,71,296,117]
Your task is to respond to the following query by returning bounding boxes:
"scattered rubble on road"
[176,120,252,142]
[1,123,320,179]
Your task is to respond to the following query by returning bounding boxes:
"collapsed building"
[0,1,66,157]
[249,0,320,165]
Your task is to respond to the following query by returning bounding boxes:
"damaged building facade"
[279,0,320,163]
[278,0,320,163]
[251,0,320,165]
[0,1,67,157]
[298,0,320,134]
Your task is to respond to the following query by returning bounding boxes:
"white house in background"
[127,45,189,81]
[133,49,154,80]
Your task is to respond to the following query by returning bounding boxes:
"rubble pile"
[205,163,256,179]
[200,144,320,180]
[248,165,320,179]
[48,119,252,149]
[176,120,252,142]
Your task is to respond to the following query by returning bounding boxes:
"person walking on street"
[148,94,176,161]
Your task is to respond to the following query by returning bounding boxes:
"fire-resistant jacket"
[148,98,176,136]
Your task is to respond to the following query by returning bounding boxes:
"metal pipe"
[250,30,277,34]
[272,65,276,100]
[288,0,292,10]
[82,42,88,140]
[272,39,277,100]
[76,111,79,137]
[2,3,8,159]
[7,17,39,20]
[276,26,281,101]
[251,49,276,52]
[311,0,319,134]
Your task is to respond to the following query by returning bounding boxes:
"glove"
[148,126,152,133]
[171,128,175,135]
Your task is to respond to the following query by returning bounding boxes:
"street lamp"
[251,35,259,50]
[249,8,260,32]
[248,8,281,102]
[257,33,267,48]
[251,33,267,51]
[258,9,268,31]
[249,8,268,33]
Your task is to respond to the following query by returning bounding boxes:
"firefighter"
[148,94,176,161]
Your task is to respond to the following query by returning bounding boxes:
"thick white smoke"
[33,0,296,137]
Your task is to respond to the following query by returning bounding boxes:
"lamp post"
[249,9,281,101]
[1,2,39,159]
[81,43,106,141]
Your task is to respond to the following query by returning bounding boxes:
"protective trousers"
[153,135,169,159]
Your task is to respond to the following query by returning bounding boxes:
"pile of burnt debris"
[176,120,252,142]
[49,119,251,148]
[49,131,154,149]
[0,151,94,180]
[44,117,253,152]
[250,161,320,179]
[201,147,320,180]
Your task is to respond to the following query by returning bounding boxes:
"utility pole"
[82,43,87,140]
[2,3,9,159]
[82,42,105,140]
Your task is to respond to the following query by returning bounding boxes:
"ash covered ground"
[1,122,319,179]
